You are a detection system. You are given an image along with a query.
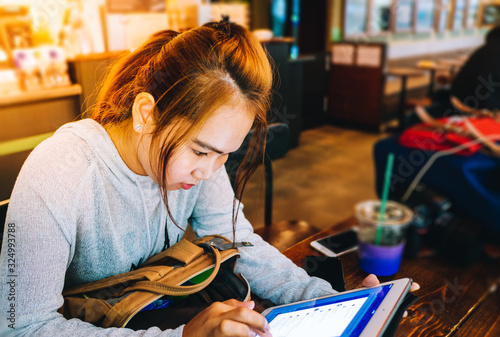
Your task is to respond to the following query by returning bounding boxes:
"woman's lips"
[180,183,195,190]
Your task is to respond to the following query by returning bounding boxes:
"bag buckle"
[202,239,254,251]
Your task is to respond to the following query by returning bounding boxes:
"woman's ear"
[132,92,156,133]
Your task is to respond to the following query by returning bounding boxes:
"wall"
[326,0,492,60]
[369,29,488,60]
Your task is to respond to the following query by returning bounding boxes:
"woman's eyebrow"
[192,140,224,154]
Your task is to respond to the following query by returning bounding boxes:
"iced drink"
[355,200,413,276]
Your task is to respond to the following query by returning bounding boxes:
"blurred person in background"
[451,25,500,111]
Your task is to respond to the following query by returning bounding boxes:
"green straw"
[375,152,395,245]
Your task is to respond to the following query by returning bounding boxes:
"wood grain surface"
[281,217,500,337]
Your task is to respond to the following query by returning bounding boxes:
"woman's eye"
[192,149,208,157]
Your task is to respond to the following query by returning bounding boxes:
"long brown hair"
[91,20,273,231]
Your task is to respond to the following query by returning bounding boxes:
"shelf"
[0,84,82,107]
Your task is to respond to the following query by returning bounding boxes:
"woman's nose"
[194,160,217,181]
[195,155,228,180]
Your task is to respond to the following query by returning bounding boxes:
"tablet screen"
[264,284,393,337]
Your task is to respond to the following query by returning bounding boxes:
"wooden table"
[282,217,500,337]
[416,60,450,97]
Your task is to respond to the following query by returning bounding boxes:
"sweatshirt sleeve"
[190,166,336,306]
[0,140,184,337]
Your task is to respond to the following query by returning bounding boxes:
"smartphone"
[303,255,345,292]
[310,228,358,257]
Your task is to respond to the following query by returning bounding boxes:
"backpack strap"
[142,238,205,266]
[124,244,222,297]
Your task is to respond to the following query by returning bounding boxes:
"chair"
[226,123,318,251]
[0,199,8,249]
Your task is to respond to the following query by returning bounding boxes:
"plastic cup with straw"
[375,153,395,246]
[355,152,413,276]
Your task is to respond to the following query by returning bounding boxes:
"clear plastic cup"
[355,200,413,276]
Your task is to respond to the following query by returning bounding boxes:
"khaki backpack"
[58,235,251,330]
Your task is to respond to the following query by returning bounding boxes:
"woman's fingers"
[224,299,256,310]
[183,300,271,337]
[410,282,420,292]
[362,275,420,293]
[358,275,420,320]
[362,274,380,287]
[218,302,271,336]
[217,316,271,337]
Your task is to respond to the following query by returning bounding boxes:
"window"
[345,0,369,36]
[415,0,435,32]
[370,0,393,34]
[394,0,415,32]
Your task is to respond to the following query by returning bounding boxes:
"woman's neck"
[106,122,148,176]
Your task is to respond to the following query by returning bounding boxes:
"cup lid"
[355,200,413,226]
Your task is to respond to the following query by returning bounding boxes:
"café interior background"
[1,0,499,231]
[1,0,496,63]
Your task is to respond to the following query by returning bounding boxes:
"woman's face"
[140,105,254,190]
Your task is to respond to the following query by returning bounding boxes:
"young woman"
[0,20,386,336]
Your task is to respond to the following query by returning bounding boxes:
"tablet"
[260,278,412,337]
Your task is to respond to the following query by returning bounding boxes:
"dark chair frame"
[226,123,290,227]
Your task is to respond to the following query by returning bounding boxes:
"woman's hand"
[183,299,271,337]
[361,274,381,287]
[362,274,420,318]
[362,273,421,292]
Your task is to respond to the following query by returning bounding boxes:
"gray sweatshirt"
[0,119,335,336]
